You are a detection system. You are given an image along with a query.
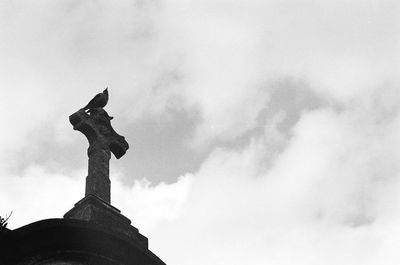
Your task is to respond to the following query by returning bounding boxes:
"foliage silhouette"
[0,211,13,228]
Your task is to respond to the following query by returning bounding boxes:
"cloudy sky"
[1,0,400,264]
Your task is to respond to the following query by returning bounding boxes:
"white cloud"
[1,0,398,150]
[147,84,400,265]
[0,165,192,235]
[0,166,84,228]
[113,173,193,233]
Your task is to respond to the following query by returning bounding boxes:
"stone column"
[86,144,111,202]
[69,108,129,204]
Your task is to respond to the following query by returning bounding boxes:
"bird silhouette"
[82,88,109,111]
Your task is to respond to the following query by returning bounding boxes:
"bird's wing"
[90,93,103,103]
[83,93,103,109]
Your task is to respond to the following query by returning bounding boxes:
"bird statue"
[82,88,109,112]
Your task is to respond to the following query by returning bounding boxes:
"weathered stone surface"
[69,108,129,203]
[64,195,148,249]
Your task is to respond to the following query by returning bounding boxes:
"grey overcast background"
[1,0,399,264]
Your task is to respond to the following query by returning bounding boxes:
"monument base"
[64,194,148,248]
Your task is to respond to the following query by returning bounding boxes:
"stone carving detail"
[69,96,129,203]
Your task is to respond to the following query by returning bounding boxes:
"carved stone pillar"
[87,145,111,202]
[69,108,129,203]
[65,108,148,248]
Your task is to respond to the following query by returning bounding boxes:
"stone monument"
[0,89,166,265]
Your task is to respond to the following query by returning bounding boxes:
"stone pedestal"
[64,195,148,249]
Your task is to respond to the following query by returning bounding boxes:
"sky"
[0,0,399,264]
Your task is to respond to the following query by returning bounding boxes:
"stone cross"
[69,108,129,204]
